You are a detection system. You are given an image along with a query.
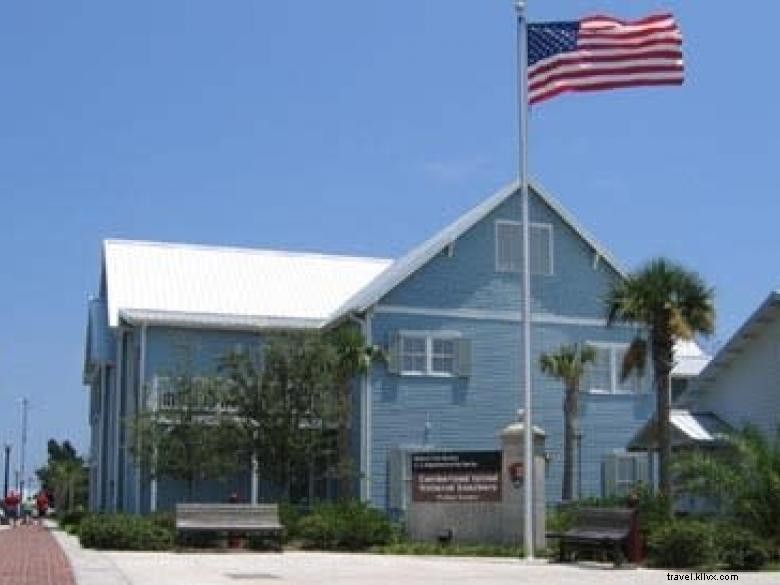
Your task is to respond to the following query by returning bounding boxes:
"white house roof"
[627,409,732,451]
[102,240,392,329]
[672,339,711,377]
[330,180,627,318]
[687,290,780,392]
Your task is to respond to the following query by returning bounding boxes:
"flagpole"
[515,0,534,560]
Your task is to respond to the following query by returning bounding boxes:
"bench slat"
[175,503,283,533]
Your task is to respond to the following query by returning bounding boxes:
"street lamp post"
[3,443,11,498]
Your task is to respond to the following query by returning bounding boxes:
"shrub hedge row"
[78,514,174,551]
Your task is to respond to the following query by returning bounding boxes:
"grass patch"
[372,542,523,558]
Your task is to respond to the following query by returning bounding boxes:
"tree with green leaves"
[324,324,384,498]
[673,425,780,545]
[540,343,597,501]
[35,439,88,511]
[219,324,382,502]
[132,367,245,502]
[606,258,715,502]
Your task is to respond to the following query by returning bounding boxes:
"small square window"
[585,343,645,394]
[401,336,427,374]
[529,224,553,276]
[432,339,455,375]
[495,221,553,275]
[496,221,522,273]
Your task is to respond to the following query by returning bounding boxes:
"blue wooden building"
[83,182,705,514]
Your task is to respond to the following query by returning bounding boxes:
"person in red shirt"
[35,490,49,525]
[4,490,21,527]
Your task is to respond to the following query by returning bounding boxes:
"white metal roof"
[671,339,711,377]
[102,240,392,329]
[330,180,627,318]
[627,409,732,450]
[671,409,717,442]
[691,291,780,390]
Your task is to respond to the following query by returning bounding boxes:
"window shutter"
[602,452,618,498]
[388,448,404,511]
[454,338,472,377]
[387,333,401,375]
[529,224,554,276]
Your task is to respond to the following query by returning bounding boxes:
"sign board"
[411,451,502,503]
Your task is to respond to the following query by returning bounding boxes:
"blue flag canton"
[528,22,579,66]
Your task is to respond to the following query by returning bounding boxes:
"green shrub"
[634,484,671,537]
[717,528,769,571]
[374,542,523,557]
[279,502,304,542]
[297,501,394,551]
[147,512,175,532]
[647,520,718,569]
[57,507,87,532]
[78,514,174,551]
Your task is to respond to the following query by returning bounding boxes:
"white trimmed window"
[495,220,553,276]
[584,342,644,394]
[152,375,231,410]
[392,333,470,377]
[603,450,650,497]
[431,338,456,375]
[401,336,427,375]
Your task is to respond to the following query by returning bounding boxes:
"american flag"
[527,14,684,105]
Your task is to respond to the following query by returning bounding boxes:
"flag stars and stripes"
[527,13,684,105]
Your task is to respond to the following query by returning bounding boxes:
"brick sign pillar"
[500,421,547,551]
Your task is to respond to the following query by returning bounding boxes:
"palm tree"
[49,459,87,512]
[606,257,714,502]
[540,343,597,501]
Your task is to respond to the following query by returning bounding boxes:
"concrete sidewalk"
[48,524,128,585]
[49,527,780,585]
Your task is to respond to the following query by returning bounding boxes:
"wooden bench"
[175,503,284,550]
[547,507,635,567]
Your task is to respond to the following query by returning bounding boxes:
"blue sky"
[1,1,778,477]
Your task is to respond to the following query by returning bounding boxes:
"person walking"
[35,490,49,525]
[21,496,34,525]
[4,490,20,527]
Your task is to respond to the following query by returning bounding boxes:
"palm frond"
[620,336,647,381]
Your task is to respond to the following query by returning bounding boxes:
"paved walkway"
[44,523,780,585]
[0,524,75,585]
[49,532,780,585]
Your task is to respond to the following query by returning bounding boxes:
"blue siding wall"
[369,190,651,506]
[145,327,264,379]
[381,189,620,318]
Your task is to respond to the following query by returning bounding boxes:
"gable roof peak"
[329,179,626,319]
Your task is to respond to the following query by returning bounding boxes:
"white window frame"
[494,220,554,276]
[400,334,428,376]
[152,375,233,411]
[399,331,461,377]
[585,342,644,395]
[616,455,637,494]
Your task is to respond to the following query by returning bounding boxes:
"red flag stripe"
[577,37,682,51]
[530,76,683,105]
[581,19,677,36]
[579,24,680,42]
[580,13,674,27]
[578,31,682,48]
[529,49,683,79]
[530,64,684,94]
